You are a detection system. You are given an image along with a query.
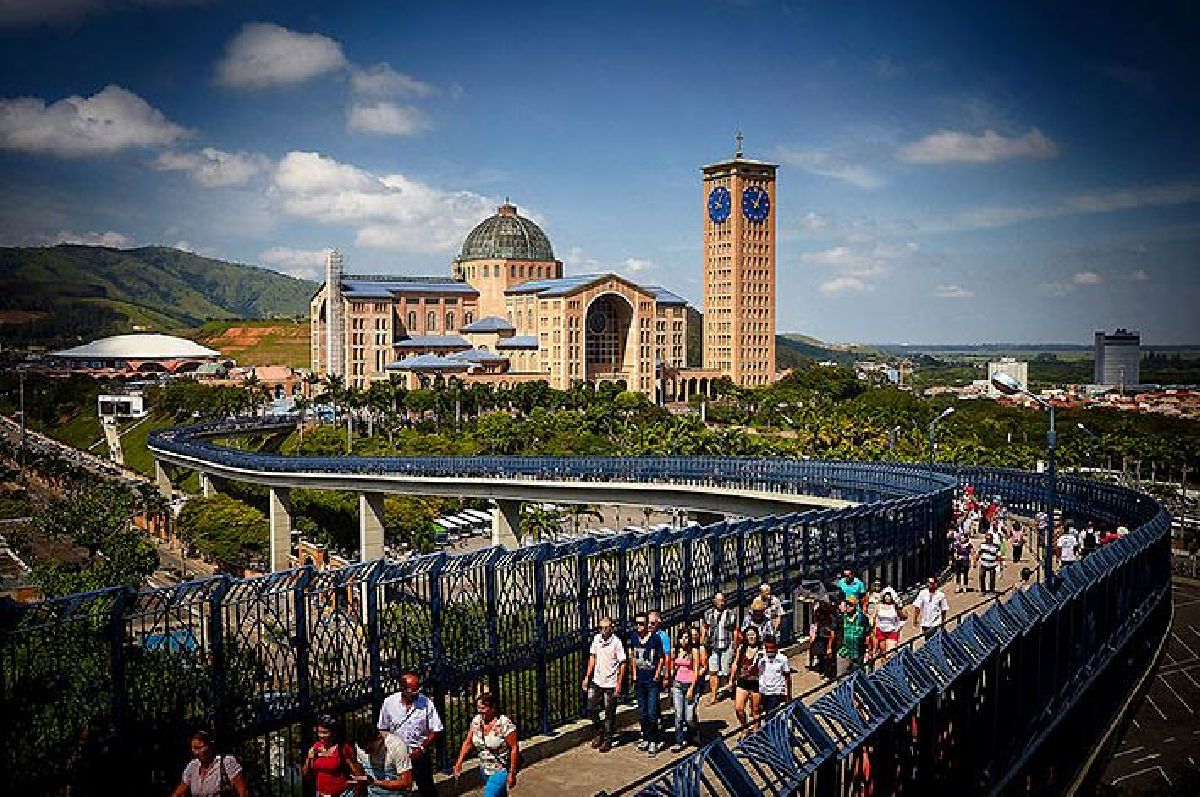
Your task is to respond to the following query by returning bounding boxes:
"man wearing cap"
[835,596,869,676]
[740,597,775,643]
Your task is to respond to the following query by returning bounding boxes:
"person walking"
[355,728,413,795]
[975,533,1002,595]
[669,629,702,752]
[868,587,907,656]
[452,692,518,797]
[1081,522,1099,558]
[912,577,950,638]
[729,625,763,738]
[582,616,626,752]
[835,569,866,602]
[701,592,736,706]
[758,583,784,636]
[627,613,666,756]
[377,672,443,796]
[1057,526,1080,568]
[303,715,368,797]
[835,596,869,676]
[740,598,774,642]
[756,635,794,718]
[808,598,838,678]
[1009,524,1026,563]
[170,730,250,797]
[952,535,973,593]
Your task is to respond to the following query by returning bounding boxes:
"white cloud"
[803,239,919,294]
[1131,268,1149,281]
[820,275,872,294]
[52,229,131,247]
[934,284,975,299]
[172,240,221,258]
[1039,282,1075,298]
[620,257,655,275]
[897,128,1058,164]
[0,85,189,156]
[259,245,331,279]
[798,211,830,233]
[154,147,271,187]
[215,22,347,89]
[350,63,434,98]
[270,150,497,253]
[934,181,1200,233]
[346,102,430,136]
[1072,271,1103,285]
[776,147,883,189]
[0,0,201,28]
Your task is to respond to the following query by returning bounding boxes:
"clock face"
[742,186,770,222]
[707,186,731,224]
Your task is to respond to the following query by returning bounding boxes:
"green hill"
[0,244,317,348]
[776,333,860,367]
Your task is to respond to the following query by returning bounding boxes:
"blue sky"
[1,0,1197,344]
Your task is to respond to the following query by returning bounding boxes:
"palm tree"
[565,503,603,535]
[520,504,564,544]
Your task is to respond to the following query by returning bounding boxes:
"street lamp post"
[992,372,1057,588]
[1076,422,1099,476]
[928,407,956,465]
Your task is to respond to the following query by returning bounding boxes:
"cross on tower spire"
[735,131,744,159]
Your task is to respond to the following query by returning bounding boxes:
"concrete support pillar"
[154,459,172,501]
[199,472,224,498]
[492,500,521,549]
[268,486,293,572]
[359,491,386,563]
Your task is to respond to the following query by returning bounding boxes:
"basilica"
[310,148,776,401]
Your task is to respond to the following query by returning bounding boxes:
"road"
[1099,578,1200,795]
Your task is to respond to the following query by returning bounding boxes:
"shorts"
[735,678,759,693]
[875,628,900,643]
[707,646,734,677]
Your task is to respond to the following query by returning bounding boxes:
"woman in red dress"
[302,714,369,797]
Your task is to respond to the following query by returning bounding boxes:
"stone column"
[359,492,386,563]
[492,500,521,549]
[199,472,224,498]
[268,486,293,572]
[154,459,172,501]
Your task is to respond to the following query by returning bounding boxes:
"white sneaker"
[648,741,660,756]
[637,739,649,751]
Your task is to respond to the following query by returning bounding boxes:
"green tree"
[176,494,269,573]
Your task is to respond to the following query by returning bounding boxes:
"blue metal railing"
[0,417,1171,797]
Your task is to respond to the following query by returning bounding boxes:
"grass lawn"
[189,318,310,369]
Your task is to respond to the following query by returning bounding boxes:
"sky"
[1,0,1197,345]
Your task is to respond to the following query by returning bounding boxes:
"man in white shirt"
[1058,527,1080,566]
[912,577,950,639]
[377,672,443,795]
[756,635,794,717]
[582,616,627,752]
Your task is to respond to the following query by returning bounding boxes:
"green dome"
[457,202,555,262]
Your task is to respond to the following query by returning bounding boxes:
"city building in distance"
[311,145,778,399]
[1094,328,1140,389]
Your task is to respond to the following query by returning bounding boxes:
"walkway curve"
[0,417,1174,797]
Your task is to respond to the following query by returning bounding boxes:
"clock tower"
[702,135,777,387]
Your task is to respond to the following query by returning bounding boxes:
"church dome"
[457,202,555,262]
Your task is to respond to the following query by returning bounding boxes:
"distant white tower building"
[324,249,345,379]
[987,357,1029,397]
[1094,329,1140,389]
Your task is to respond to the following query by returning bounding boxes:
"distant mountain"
[776,333,864,367]
[0,245,317,348]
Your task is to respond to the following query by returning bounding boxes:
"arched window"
[427,311,437,331]
[446,312,455,330]
[407,311,416,330]
[519,264,525,278]
[510,264,516,278]
[494,264,501,277]
[464,312,474,326]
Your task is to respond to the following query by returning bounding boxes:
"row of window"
[462,263,559,280]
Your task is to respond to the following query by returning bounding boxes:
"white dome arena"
[50,333,220,360]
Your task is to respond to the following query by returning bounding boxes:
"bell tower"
[702,135,777,387]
